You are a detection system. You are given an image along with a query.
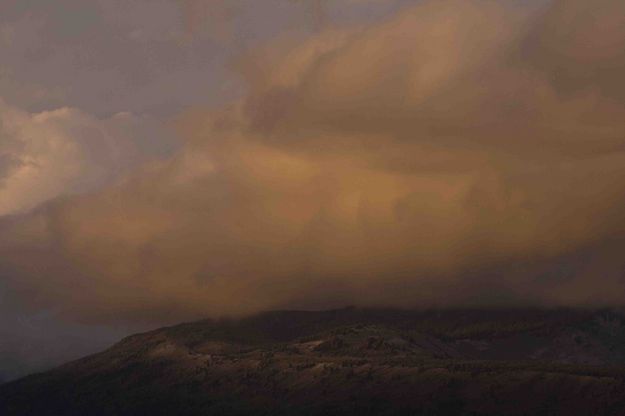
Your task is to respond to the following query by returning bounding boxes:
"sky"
[1,0,625,380]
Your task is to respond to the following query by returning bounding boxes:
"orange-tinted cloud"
[2,0,625,324]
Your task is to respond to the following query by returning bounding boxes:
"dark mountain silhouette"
[3,307,625,415]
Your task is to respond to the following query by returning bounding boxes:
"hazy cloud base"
[2,0,625,326]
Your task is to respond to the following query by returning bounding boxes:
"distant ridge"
[3,307,625,415]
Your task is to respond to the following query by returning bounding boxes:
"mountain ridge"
[3,307,625,415]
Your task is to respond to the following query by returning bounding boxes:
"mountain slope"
[3,308,625,415]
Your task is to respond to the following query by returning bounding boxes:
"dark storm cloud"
[2,0,625,326]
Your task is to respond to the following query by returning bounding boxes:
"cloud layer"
[2,0,625,324]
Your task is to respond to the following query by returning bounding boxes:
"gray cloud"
[0,283,136,381]
[0,0,403,118]
[0,0,229,116]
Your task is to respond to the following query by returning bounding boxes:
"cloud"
[0,0,232,116]
[0,99,175,216]
[0,287,130,381]
[2,0,625,325]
